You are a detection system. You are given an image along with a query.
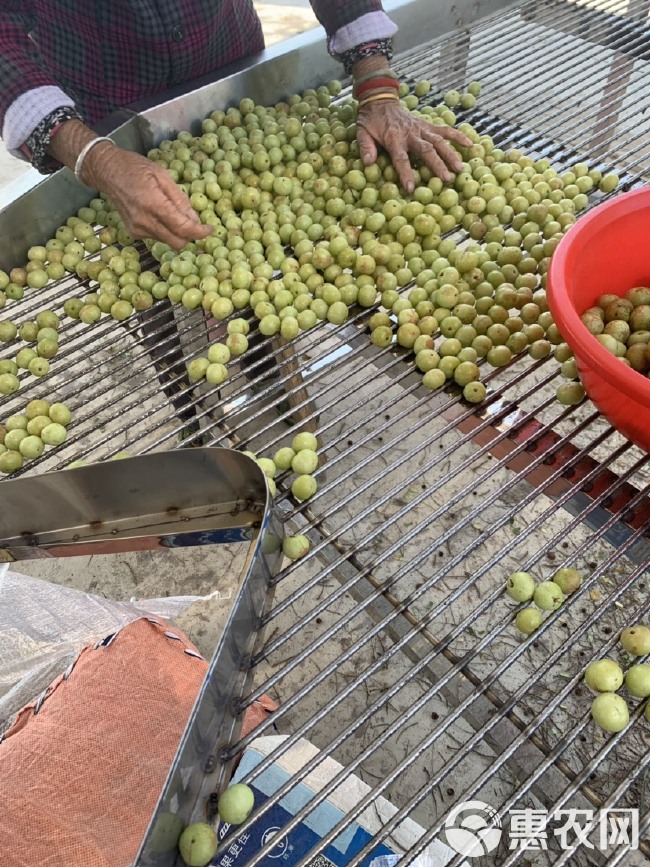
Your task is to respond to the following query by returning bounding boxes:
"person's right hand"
[83,143,212,249]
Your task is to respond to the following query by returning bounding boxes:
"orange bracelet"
[357,92,400,109]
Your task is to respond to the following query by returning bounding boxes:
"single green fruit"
[273,447,295,471]
[282,534,310,560]
[620,625,650,656]
[48,403,72,426]
[291,448,318,475]
[19,435,45,459]
[40,423,67,446]
[292,432,318,453]
[552,567,582,595]
[506,571,535,602]
[291,474,317,501]
[256,457,277,479]
[625,664,650,698]
[533,581,564,611]
[217,783,255,826]
[590,693,629,733]
[178,822,218,867]
[515,607,542,634]
[584,659,624,692]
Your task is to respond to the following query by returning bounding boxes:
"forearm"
[46,120,113,181]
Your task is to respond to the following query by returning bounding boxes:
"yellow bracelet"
[357,92,400,109]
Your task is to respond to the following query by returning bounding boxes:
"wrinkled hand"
[356,100,472,192]
[85,145,212,249]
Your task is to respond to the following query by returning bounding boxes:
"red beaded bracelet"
[353,77,400,100]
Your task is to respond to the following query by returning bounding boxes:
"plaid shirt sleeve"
[0,1,66,132]
[309,0,387,36]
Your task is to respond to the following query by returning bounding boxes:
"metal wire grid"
[1,0,650,863]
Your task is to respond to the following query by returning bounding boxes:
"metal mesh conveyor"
[1,0,650,864]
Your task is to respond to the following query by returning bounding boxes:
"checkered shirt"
[0,0,387,128]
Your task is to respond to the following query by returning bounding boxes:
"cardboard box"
[214,736,465,867]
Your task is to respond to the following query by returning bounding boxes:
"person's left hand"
[356,99,472,192]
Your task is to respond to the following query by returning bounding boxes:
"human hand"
[84,145,212,249]
[356,99,472,192]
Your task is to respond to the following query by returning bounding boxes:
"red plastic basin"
[547,188,650,453]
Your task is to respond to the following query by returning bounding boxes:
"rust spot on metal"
[167,506,179,514]
[89,520,102,531]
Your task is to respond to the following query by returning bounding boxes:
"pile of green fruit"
[0,399,73,473]
[579,286,650,375]
[505,566,582,634]
[0,78,624,475]
[585,624,650,733]
[243,430,320,520]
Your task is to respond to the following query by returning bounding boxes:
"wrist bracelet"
[357,92,400,109]
[353,68,399,87]
[74,136,114,183]
[339,38,394,75]
[354,78,400,99]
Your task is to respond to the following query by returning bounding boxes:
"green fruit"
[207,343,230,364]
[273,447,295,470]
[36,310,60,330]
[463,381,486,403]
[48,403,72,426]
[0,360,17,375]
[620,625,650,656]
[0,450,23,473]
[0,321,17,342]
[217,783,255,826]
[226,333,248,356]
[256,457,277,479]
[291,474,317,501]
[533,581,564,611]
[5,414,27,431]
[205,363,228,385]
[584,659,624,692]
[4,429,27,450]
[37,338,58,359]
[41,422,67,446]
[282,534,310,560]
[506,571,535,602]
[28,357,50,377]
[187,357,210,381]
[19,435,45,459]
[291,448,318,475]
[227,318,250,336]
[422,369,446,390]
[111,300,133,321]
[0,373,20,395]
[292,432,318,453]
[624,664,650,698]
[27,415,51,437]
[552,567,582,595]
[591,693,629,732]
[16,348,37,369]
[515,607,542,634]
[178,823,218,867]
